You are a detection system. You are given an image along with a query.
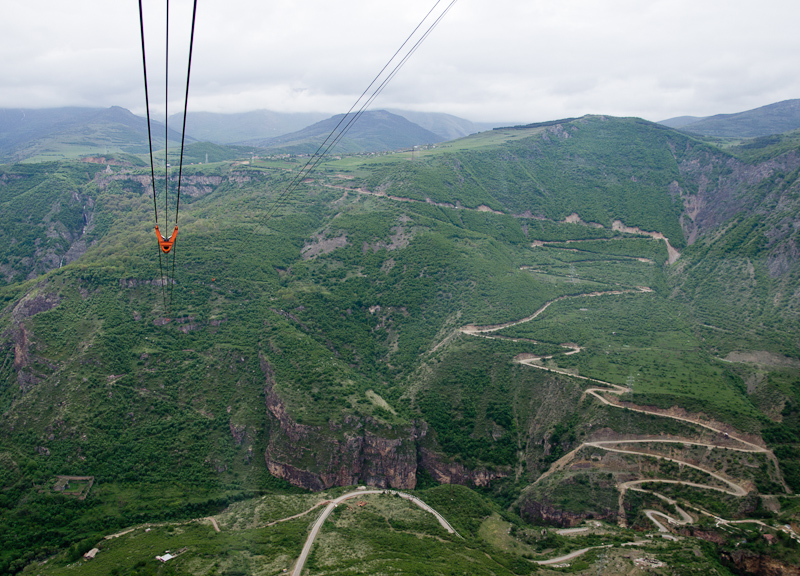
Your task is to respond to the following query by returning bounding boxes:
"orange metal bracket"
[155,225,178,253]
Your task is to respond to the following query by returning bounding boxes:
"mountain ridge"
[171,109,330,144]
[664,98,800,137]
[246,109,444,153]
[0,106,500,162]
[0,106,187,162]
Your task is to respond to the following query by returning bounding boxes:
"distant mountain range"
[656,115,707,129]
[0,106,503,162]
[659,98,800,137]
[0,106,186,163]
[246,110,445,154]
[175,108,501,146]
[4,98,800,163]
[385,109,501,141]
[170,110,330,145]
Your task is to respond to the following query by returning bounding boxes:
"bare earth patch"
[302,233,348,260]
[723,350,800,369]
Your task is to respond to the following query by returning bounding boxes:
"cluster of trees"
[763,400,800,492]
[418,350,519,467]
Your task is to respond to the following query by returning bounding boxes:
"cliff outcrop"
[518,498,617,528]
[260,358,509,492]
[418,447,509,487]
[721,550,800,576]
[5,290,61,393]
[262,357,422,490]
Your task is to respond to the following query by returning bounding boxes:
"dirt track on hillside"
[459,284,792,536]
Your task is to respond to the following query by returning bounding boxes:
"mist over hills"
[385,109,503,140]
[170,109,330,145]
[1,107,800,574]
[656,114,707,129]
[173,108,502,145]
[7,98,800,165]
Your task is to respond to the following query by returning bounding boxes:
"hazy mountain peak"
[662,98,800,137]
[246,109,444,154]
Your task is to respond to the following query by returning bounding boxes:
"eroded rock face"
[674,145,800,275]
[518,498,616,528]
[721,550,800,576]
[419,447,509,487]
[262,358,422,490]
[265,426,420,490]
[7,291,61,392]
[11,292,61,325]
[260,357,507,492]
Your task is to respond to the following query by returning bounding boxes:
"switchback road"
[291,489,458,576]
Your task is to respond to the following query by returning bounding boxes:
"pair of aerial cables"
[229,0,459,268]
[138,0,457,308]
[138,0,198,313]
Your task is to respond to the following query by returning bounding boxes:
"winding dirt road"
[282,274,790,570]
[291,489,458,576]
[459,286,791,535]
[534,544,612,565]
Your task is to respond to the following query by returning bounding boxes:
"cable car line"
[138,0,198,315]
[138,0,168,309]
[269,0,457,221]
[320,0,457,164]
[268,0,457,223]
[164,0,169,228]
[138,0,454,312]
[170,0,198,309]
[232,0,458,266]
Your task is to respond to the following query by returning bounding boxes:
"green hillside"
[1,115,799,575]
[357,117,691,246]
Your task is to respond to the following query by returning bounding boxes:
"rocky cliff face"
[264,401,422,490]
[674,147,790,238]
[674,142,800,276]
[418,447,509,487]
[262,357,422,490]
[518,498,617,528]
[260,357,509,491]
[721,550,800,576]
[5,290,61,393]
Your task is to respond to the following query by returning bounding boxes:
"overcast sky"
[3,0,800,124]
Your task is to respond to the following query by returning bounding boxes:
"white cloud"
[2,0,800,123]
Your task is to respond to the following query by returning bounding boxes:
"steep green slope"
[357,116,689,246]
[0,162,107,284]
